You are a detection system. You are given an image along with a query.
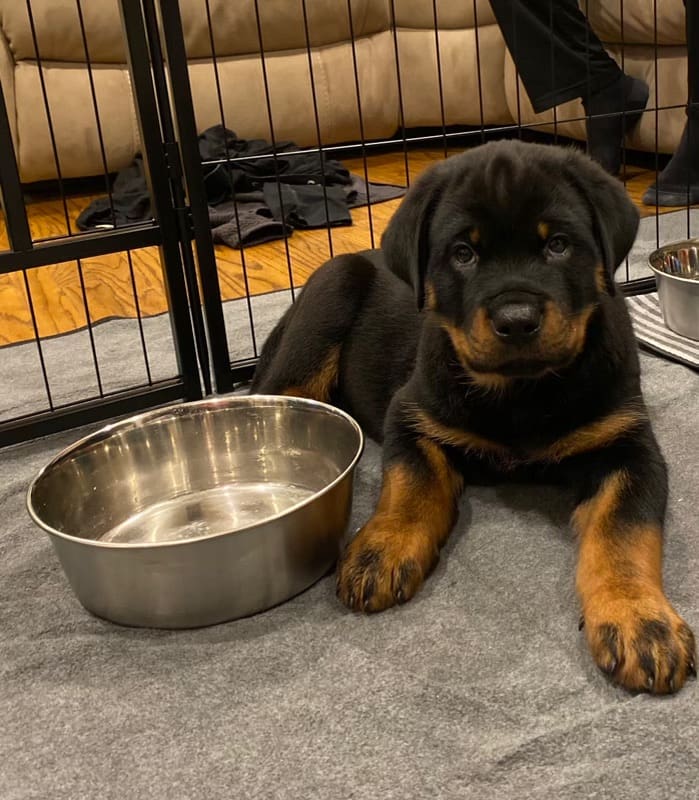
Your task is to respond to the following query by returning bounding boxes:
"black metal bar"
[346,0,375,248]
[125,249,154,385]
[21,269,54,410]
[155,0,234,393]
[300,0,335,260]
[0,83,32,251]
[0,224,161,273]
[0,380,186,449]
[431,0,448,158]
[620,276,656,296]
[230,358,259,385]
[512,1,523,140]
[203,0,258,359]
[252,0,297,300]
[619,0,629,191]
[548,0,559,145]
[618,0,630,282]
[73,256,105,396]
[140,0,214,396]
[472,0,486,145]
[653,0,661,248]
[75,0,118,227]
[25,0,73,238]
[388,0,411,187]
[119,0,202,401]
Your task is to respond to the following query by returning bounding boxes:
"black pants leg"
[488,0,623,113]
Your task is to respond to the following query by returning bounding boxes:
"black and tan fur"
[251,140,695,694]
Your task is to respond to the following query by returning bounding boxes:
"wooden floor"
[0,148,682,346]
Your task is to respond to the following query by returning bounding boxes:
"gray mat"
[2,349,699,799]
[627,292,699,369]
[0,290,293,421]
[620,208,699,282]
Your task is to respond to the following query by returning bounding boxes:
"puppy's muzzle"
[488,292,543,344]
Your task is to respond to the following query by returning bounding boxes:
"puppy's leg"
[337,396,464,612]
[573,433,696,694]
[251,254,374,401]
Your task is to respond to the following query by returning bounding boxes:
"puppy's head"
[381,140,638,382]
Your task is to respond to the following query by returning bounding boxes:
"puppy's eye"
[452,243,478,267]
[546,235,569,257]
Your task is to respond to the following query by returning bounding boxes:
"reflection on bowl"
[27,396,364,628]
[648,239,699,341]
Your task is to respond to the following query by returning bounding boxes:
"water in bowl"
[100,481,317,544]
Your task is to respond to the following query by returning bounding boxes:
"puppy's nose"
[490,302,542,341]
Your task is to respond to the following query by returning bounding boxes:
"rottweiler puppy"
[251,140,696,694]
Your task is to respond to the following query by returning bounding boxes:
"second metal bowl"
[649,239,699,341]
[27,396,363,628]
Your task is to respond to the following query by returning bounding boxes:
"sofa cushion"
[184,0,390,58]
[392,0,495,30]
[189,32,400,151]
[14,61,139,183]
[0,0,392,63]
[0,0,126,63]
[396,24,511,128]
[587,0,686,46]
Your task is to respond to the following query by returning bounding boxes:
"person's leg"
[643,0,699,205]
[490,0,649,174]
[489,0,620,111]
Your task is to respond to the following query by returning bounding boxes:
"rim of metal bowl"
[26,395,365,550]
[648,238,699,285]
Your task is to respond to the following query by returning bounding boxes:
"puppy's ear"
[564,153,639,296]
[381,162,448,309]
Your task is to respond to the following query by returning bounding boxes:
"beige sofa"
[0,0,689,184]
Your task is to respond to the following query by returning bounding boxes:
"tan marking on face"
[444,300,597,379]
[536,301,597,363]
[441,319,512,393]
[424,281,438,312]
[469,227,480,245]
[595,263,608,295]
[537,221,550,240]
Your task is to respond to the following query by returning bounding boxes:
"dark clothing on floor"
[263,184,352,230]
[197,126,352,193]
[75,156,151,230]
[209,201,292,249]
[77,126,405,248]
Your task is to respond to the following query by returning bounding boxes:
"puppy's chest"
[417,401,635,471]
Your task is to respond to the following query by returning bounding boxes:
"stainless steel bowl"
[648,239,699,341]
[27,396,363,628]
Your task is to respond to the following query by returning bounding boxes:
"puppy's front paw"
[583,593,696,694]
[336,519,438,613]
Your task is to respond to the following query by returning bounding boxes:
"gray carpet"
[2,213,699,798]
[0,289,292,420]
[2,362,699,797]
[621,207,699,282]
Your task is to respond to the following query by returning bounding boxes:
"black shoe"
[584,75,649,175]
[642,123,699,206]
